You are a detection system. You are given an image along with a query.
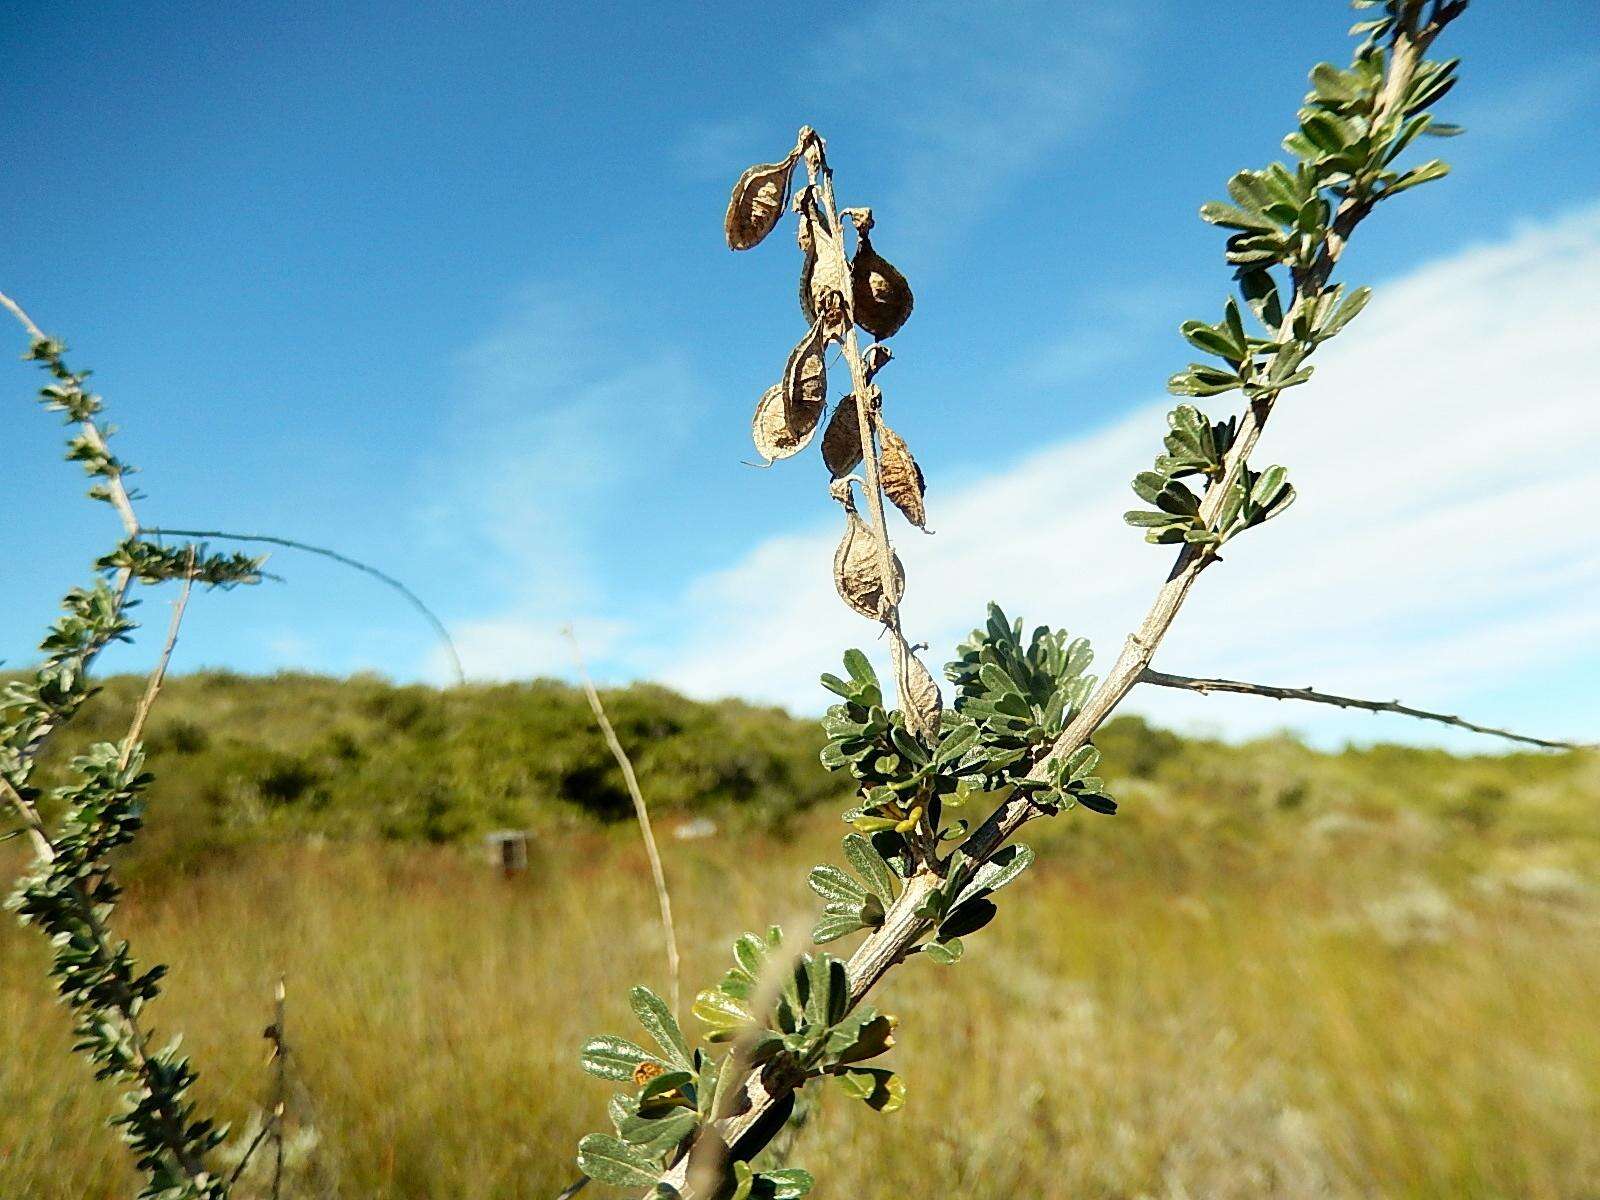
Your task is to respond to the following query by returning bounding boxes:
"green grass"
[3,675,1597,1198]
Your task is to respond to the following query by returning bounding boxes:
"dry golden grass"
[3,769,1597,1199]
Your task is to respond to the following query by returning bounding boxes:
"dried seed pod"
[725,153,799,251]
[850,227,914,339]
[832,484,904,620]
[862,343,893,382]
[821,393,864,478]
[751,383,821,463]
[795,186,847,333]
[878,421,928,530]
[782,321,829,420]
[834,509,906,619]
[892,637,944,743]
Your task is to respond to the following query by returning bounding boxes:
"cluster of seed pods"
[725,127,941,740]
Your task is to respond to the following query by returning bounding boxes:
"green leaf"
[638,1069,693,1103]
[692,989,752,1039]
[581,1034,658,1081]
[953,844,1035,910]
[1238,269,1284,329]
[577,1133,659,1188]
[923,937,964,965]
[807,865,867,906]
[837,1067,906,1113]
[1076,793,1118,816]
[842,834,898,904]
[933,720,979,765]
[1384,158,1449,196]
[1124,510,1180,529]
[759,1168,815,1198]
[1199,200,1277,233]
[1322,285,1372,337]
[631,986,692,1071]
[842,649,878,690]
[812,909,866,945]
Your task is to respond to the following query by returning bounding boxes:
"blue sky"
[3,1,1598,749]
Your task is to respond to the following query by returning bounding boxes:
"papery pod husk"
[821,393,865,478]
[878,422,928,530]
[850,229,914,339]
[892,636,943,743]
[782,320,829,422]
[752,383,821,463]
[833,498,904,620]
[796,187,848,331]
[861,343,893,382]
[725,153,799,251]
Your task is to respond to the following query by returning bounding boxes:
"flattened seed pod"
[892,637,943,742]
[878,422,928,530]
[752,383,821,463]
[725,153,799,251]
[834,506,905,620]
[782,321,829,420]
[851,228,914,339]
[821,394,864,478]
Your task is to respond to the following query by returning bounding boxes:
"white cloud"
[812,0,1138,257]
[649,203,1600,746]
[417,287,699,682]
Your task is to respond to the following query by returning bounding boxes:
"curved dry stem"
[1139,668,1588,751]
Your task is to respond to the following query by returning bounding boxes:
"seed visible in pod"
[821,392,867,479]
[725,152,799,251]
[782,320,829,422]
[751,383,821,464]
[832,481,904,620]
[892,637,944,743]
[878,421,928,530]
[849,214,914,339]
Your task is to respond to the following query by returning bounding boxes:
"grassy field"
[2,679,1598,1198]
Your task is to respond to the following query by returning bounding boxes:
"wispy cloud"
[648,203,1600,746]
[418,286,700,681]
[808,0,1140,257]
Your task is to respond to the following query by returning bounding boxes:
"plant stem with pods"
[650,8,1474,1192]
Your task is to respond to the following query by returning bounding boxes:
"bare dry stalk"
[145,526,466,686]
[122,551,196,762]
[1139,668,1587,751]
[565,628,682,1017]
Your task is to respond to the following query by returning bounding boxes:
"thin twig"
[270,974,288,1200]
[145,526,466,687]
[564,627,681,1017]
[122,551,195,765]
[1138,668,1587,751]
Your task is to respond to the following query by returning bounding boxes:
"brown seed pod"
[832,484,904,620]
[878,421,928,530]
[782,321,829,421]
[633,1060,665,1087]
[725,153,799,251]
[892,637,943,742]
[751,383,821,463]
[862,343,893,382]
[821,393,865,478]
[795,187,847,333]
[850,228,914,339]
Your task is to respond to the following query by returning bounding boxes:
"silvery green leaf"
[1199,200,1277,232]
[843,834,898,904]
[620,1106,697,1156]
[581,1034,656,1081]
[808,865,867,906]
[1131,471,1168,504]
[923,937,963,965]
[953,844,1035,911]
[631,986,692,1071]
[934,721,979,765]
[577,1133,658,1188]
[812,910,864,944]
